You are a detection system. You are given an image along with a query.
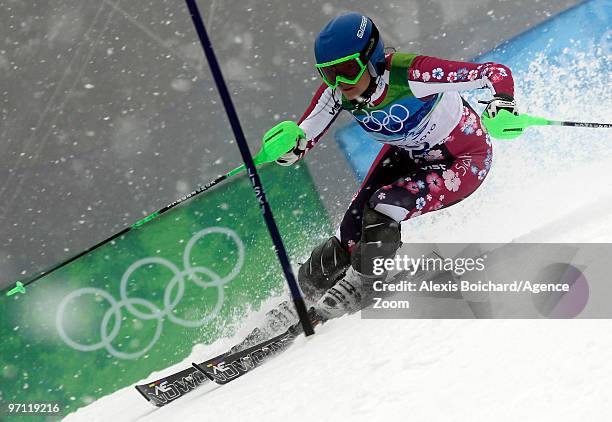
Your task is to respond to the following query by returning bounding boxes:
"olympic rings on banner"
[56,227,244,359]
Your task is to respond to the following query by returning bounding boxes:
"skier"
[244,12,518,342]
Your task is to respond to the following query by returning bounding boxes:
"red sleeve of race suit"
[296,83,342,159]
[407,55,514,98]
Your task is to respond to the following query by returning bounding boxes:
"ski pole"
[3,120,303,296]
[481,108,612,140]
[185,0,314,336]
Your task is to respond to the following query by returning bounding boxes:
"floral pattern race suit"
[297,53,514,250]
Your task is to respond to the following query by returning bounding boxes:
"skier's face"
[338,71,371,100]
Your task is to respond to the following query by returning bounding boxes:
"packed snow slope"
[66,2,611,421]
[68,319,612,422]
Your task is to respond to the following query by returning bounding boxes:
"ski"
[135,254,449,406]
[135,350,223,407]
[135,319,312,406]
[192,322,303,385]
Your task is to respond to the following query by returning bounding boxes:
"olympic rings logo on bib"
[55,227,244,360]
[357,104,411,133]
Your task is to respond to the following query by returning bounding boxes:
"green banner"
[0,164,330,419]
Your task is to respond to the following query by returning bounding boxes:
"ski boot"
[229,300,298,354]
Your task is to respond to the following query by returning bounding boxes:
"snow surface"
[67,318,612,422]
[65,136,612,420]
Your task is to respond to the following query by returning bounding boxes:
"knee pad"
[298,236,350,298]
[351,204,401,274]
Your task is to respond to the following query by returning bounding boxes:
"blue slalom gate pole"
[184,0,314,336]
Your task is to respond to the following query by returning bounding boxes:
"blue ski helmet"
[315,13,386,77]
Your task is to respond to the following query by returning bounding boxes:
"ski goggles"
[315,53,368,88]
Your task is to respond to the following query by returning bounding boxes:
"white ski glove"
[275,135,308,166]
[482,93,519,118]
